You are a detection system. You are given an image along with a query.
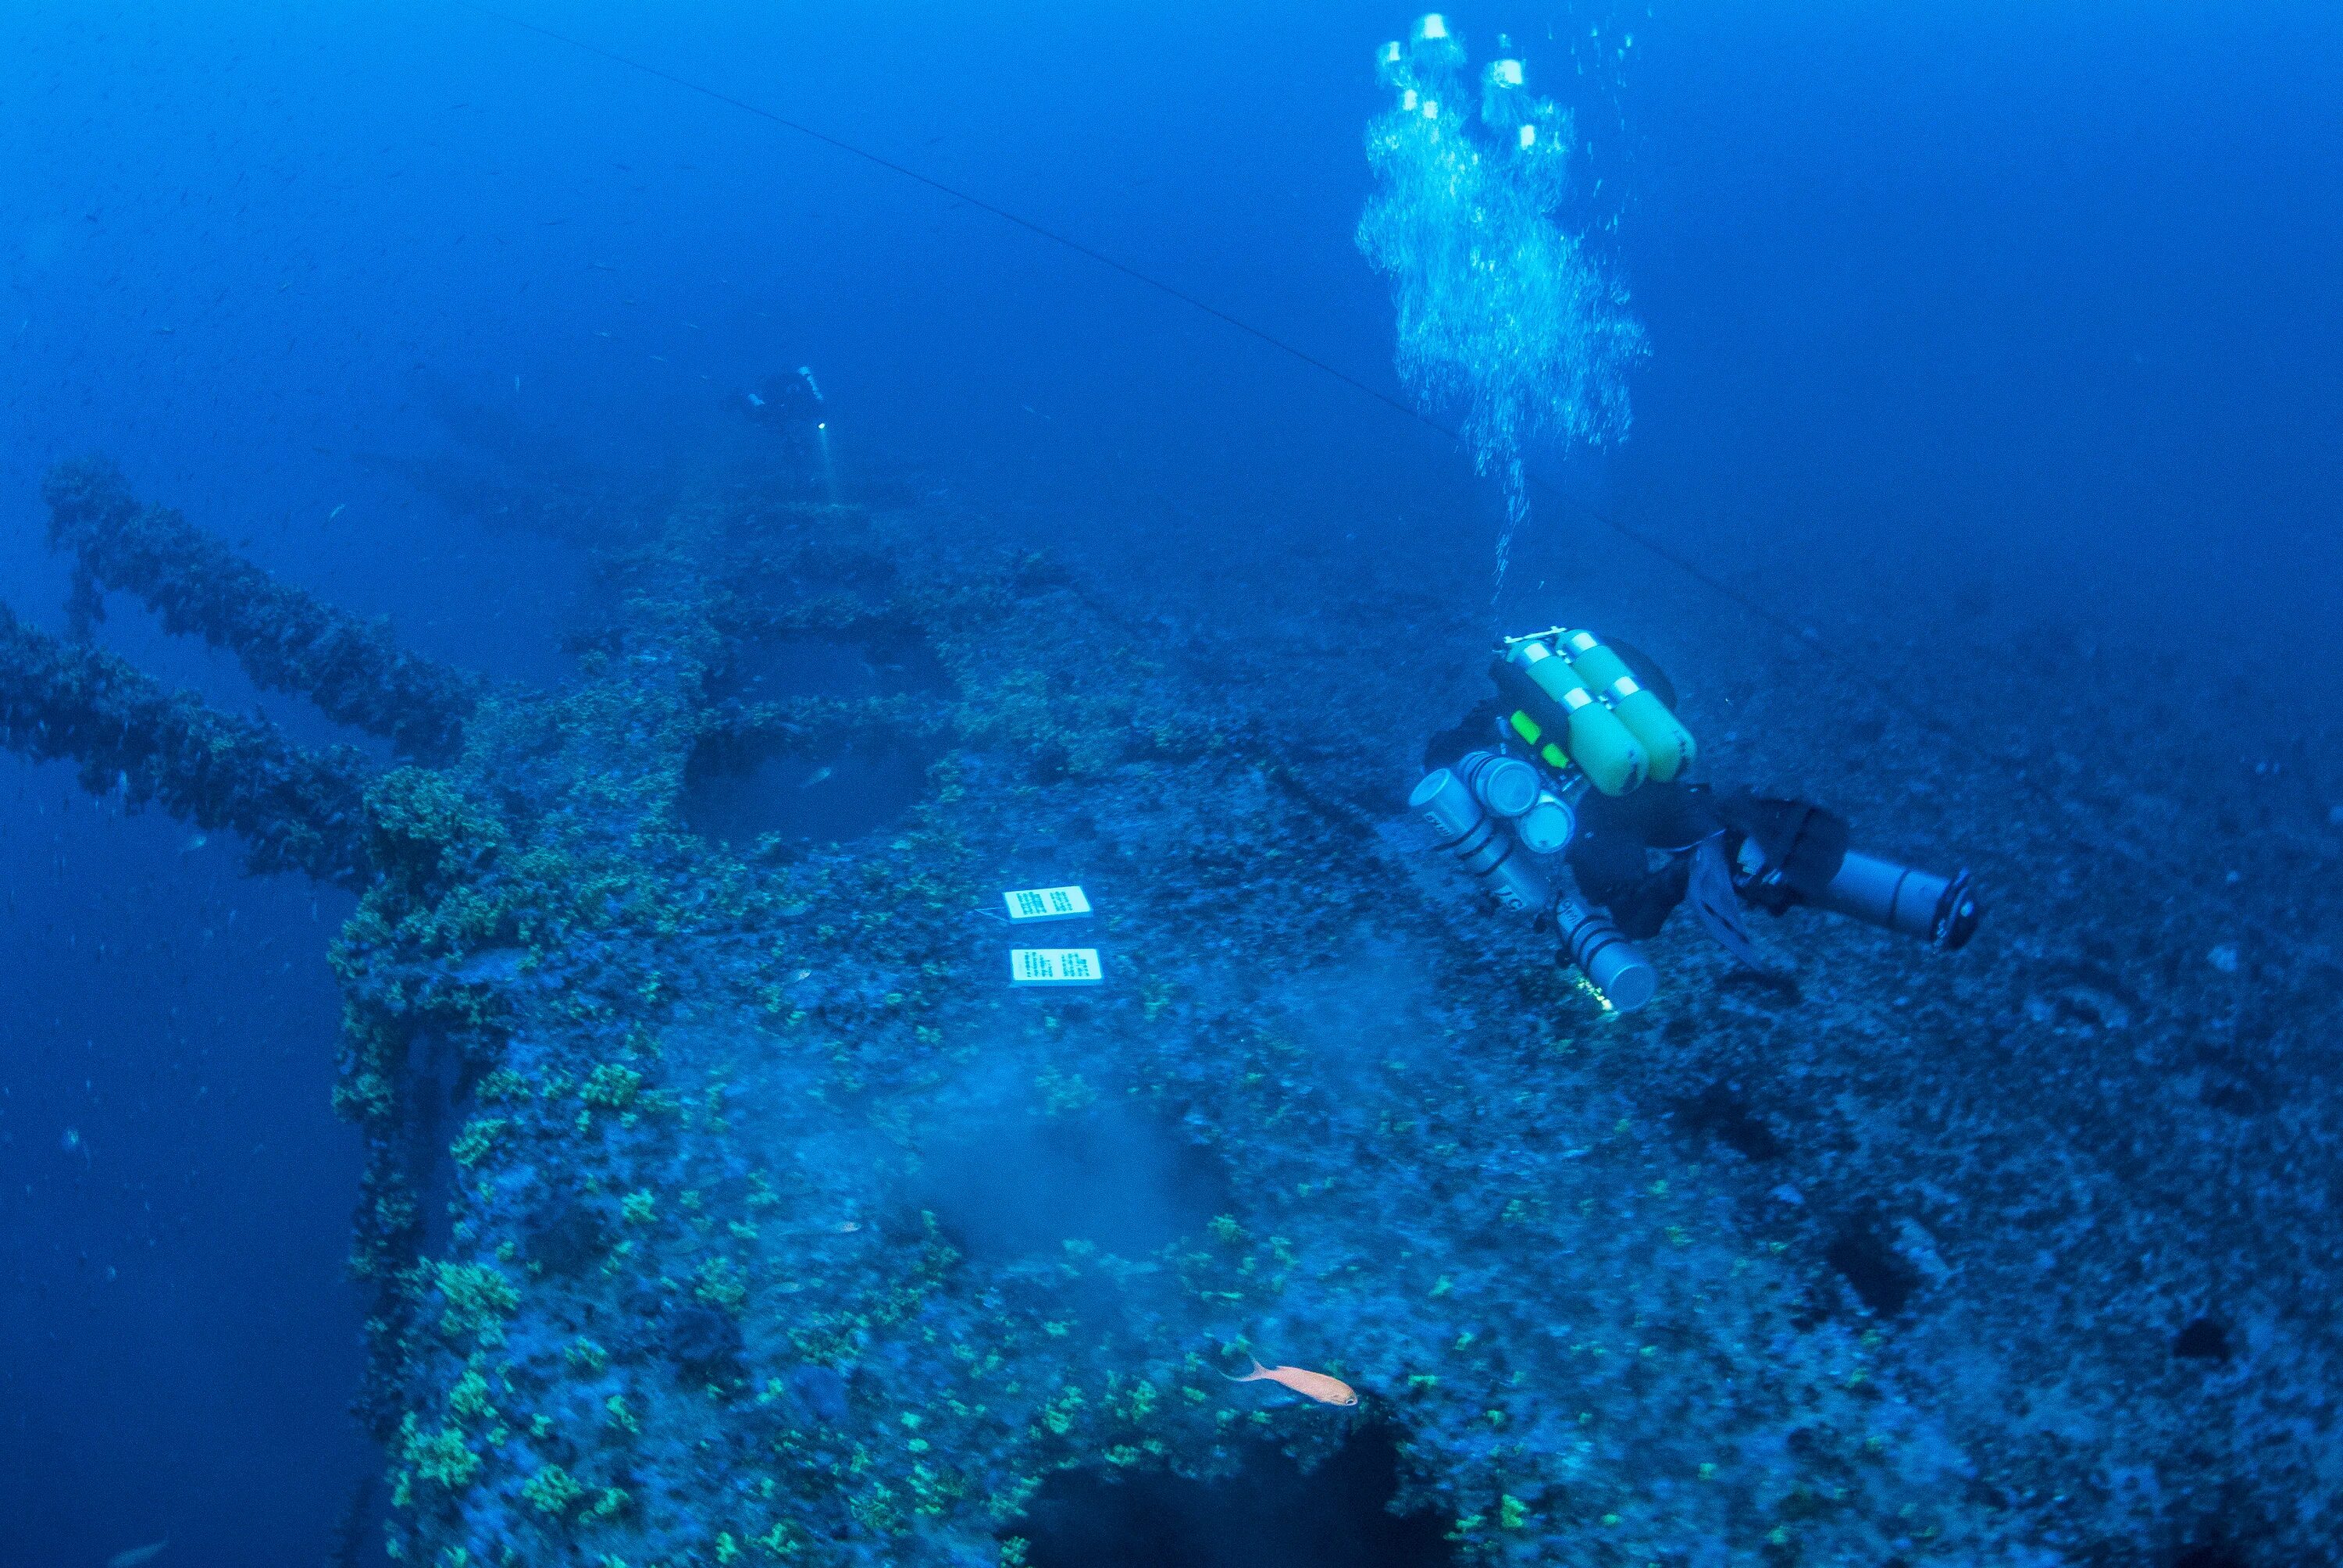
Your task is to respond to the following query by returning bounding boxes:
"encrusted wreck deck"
[6,456,2338,1567]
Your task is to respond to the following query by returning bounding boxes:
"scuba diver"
[1413,628,1978,1011]
[736,365,825,438]
[732,365,839,498]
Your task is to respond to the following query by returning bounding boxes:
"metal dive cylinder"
[1455,749,1577,856]
[1453,750,1542,819]
[1514,789,1576,856]
[1414,766,1653,1010]
[1560,629,1697,782]
[1553,893,1658,1011]
[1510,641,1647,797]
[1811,852,1980,950]
[1410,767,1551,915]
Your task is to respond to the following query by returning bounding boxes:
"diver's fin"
[1689,834,1783,976]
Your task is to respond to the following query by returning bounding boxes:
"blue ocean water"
[3,5,2339,1566]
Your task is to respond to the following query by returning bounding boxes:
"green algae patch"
[426,1261,519,1345]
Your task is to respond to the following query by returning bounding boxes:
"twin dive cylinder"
[1409,761,1552,916]
[1406,626,1694,1014]
[1410,754,1655,1011]
[1556,630,1696,782]
[1500,630,1696,798]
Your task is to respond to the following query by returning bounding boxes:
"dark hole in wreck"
[405,1029,480,1260]
[683,734,927,846]
[684,633,947,846]
[1011,1427,1453,1568]
[715,629,951,705]
[1825,1221,1922,1317]
[2173,1316,2231,1363]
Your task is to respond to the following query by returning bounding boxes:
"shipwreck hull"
[6,461,2338,1567]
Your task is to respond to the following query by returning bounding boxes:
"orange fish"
[1222,1357,1359,1407]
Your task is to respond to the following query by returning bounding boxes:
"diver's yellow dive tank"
[1510,640,1648,797]
[1559,629,1697,782]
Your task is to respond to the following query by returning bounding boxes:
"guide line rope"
[458,2,2299,957]
[454,5,1820,650]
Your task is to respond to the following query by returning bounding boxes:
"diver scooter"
[1412,628,1978,1011]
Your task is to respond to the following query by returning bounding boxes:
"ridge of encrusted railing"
[0,601,372,886]
[44,457,483,762]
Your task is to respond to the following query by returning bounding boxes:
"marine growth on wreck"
[10,427,2340,1565]
[6,9,2341,1568]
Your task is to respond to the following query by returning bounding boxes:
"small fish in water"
[798,765,836,790]
[109,1539,167,1568]
[1221,1357,1359,1407]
